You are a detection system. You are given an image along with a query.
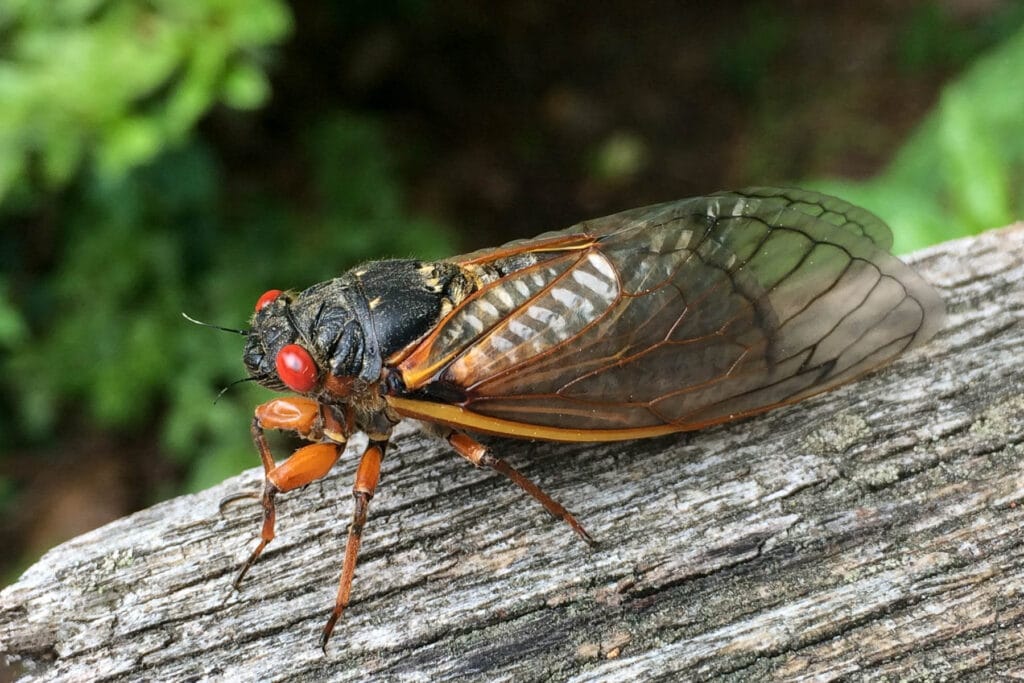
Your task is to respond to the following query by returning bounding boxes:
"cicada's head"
[243,281,381,401]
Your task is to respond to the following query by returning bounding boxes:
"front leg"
[232,397,347,590]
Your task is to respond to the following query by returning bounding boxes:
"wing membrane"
[390,188,944,439]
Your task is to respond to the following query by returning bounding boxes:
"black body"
[243,259,472,398]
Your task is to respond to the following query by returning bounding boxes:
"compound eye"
[276,344,318,392]
[255,289,283,312]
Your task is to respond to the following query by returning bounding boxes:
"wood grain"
[2,225,1023,682]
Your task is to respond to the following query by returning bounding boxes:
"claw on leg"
[218,490,260,516]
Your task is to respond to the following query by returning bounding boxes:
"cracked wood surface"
[2,225,1023,682]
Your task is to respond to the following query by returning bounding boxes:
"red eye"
[255,289,283,312]
[276,344,318,392]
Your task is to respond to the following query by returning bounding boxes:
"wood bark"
[2,225,1023,682]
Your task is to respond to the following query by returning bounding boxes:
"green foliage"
[0,2,453,495]
[0,279,28,348]
[3,115,453,492]
[812,23,1024,254]
[0,0,291,206]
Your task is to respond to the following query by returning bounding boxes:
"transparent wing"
[391,188,944,439]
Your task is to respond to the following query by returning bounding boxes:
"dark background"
[2,0,1023,584]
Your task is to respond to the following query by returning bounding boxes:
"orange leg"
[320,439,386,652]
[447,431,596,546]
[231,398,346,590]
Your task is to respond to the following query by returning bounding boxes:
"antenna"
[181,312,248,336]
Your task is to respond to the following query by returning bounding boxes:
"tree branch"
[3,225,1024,681]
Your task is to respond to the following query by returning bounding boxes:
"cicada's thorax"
[310,254,553,385]
[285,259,498,418]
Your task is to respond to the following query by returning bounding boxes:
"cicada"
[229,187,943,648]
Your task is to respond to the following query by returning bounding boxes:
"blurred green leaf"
[222,62,272,110]
[938,87,1012,232]
[588,131,649,183]
[0,280,28,348]
[811,23,1024,253]
[0,0,292,204]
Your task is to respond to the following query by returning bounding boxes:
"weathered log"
[2,225,1023,682]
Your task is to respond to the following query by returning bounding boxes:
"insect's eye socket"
[276,344,318,392]
[255,289,283,312]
